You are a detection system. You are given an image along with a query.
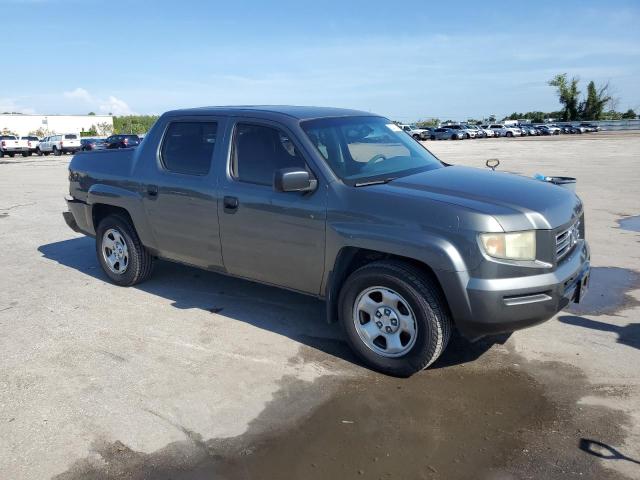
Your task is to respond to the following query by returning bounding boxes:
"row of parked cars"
[0,133,141,157]
[399,122,602,141]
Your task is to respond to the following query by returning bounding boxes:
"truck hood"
[385,166,582,230]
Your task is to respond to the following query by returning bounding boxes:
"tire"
[450,135,457,140]
[412,134,420,140]
[506,131,513,137]
[37,148,42,156]
[338,260,452,377]
[8,153,15,158]
[430,135,436,140]
[22,151,29,157]
[44,152,50,156]
[95,214,154,286]
[53,146,61,156]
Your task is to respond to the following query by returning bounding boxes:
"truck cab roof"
[165,105,373,122]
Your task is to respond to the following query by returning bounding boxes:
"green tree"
[416,118,439,128]
[622,109,637,119]
[87,112,96,116]
[579,81,612,120]
[602,110,623,120]
[548,74,581,121]
[113,115,160,134]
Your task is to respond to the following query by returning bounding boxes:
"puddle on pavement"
[565,267,640,316]
[618,215,640,233]
[54,339,630,480]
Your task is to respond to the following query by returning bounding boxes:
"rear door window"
[160,121,218,175]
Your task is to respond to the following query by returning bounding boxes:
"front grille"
[556,218,581,261]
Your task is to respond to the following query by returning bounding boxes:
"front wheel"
[338,261,452,377]
[96,214,154,286]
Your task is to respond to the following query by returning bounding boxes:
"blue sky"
[2,0,639,121]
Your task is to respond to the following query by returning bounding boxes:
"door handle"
[147,185,158,197]
[223,196,239,213]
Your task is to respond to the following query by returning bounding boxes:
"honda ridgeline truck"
[63,106,590,376]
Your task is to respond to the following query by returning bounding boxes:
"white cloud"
[0,97,35,114]
[63,87,93,103]
[63,87,133,115]
[98,96,132,115]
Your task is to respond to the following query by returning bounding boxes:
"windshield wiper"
[354,177,396,187]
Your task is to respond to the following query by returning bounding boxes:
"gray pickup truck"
[63,106,590,376]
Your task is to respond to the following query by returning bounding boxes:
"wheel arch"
[87,184,157,251]
[324,247,450,324]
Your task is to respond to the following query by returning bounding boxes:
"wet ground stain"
[565,267,640,316]
[618,215,640,233]
[53,338,633,480]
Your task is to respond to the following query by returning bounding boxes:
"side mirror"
[274,167,317,193]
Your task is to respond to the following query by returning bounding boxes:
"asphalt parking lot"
[1,131,639,480]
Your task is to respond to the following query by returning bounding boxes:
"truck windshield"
[301,116,443,185]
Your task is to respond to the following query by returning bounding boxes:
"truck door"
[140,117,227,270]
[218,120,327,295]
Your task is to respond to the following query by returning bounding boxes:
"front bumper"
[439,240,590,340]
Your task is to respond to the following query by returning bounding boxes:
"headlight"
[479,231,536,261]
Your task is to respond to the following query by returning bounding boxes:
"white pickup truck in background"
[21,136,40,156]
[0,135,30,157]
[38,133,81,155]
[399,124,430,140]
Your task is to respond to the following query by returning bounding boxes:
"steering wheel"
[366,154,387,166]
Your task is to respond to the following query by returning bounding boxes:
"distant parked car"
[21,136,40,155]
[463,124,486,138]
[81,138,107,151]
[580,123,601,132]
[431,127,465,140]
[104,134,141,149]
[446,124,476,139]
[477,125,494,137]
[518,125,537,136]
[0,135,29,157]
[488,124,521,137]
[535,125,561,135]
[38,134,82,155]
[399,124,430,141]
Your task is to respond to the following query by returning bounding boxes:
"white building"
[0,114,114,137]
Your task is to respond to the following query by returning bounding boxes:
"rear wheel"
[96,214,154,286]
[339,260,452,377]
[53,146,61,156]
[506,131,513,137]
[36,148,42,156]
[22,151,29,157]
[8,153,15,158]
